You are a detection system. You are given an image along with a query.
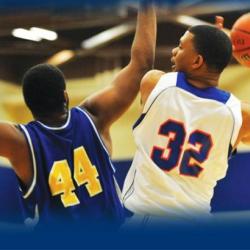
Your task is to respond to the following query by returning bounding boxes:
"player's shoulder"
[140,70,165,106]
[140,70,179,107]
[141,69,166,85]
[140,70,166,94]
[0,122,24,141]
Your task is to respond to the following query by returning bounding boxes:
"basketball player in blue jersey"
[122,20,250,225]
[0,3,156,227]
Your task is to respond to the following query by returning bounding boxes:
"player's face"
[171,31,198,73]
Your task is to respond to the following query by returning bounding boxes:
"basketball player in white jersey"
[122,20,250,225]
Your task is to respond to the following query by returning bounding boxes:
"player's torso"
[122,72,242,218]
[20,107,123,224]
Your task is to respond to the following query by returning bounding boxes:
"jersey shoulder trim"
[36,110,71,130]
[143,72,178,113]
[75,107,115,173]
[75,107,109,155]
[134,72,178,130]
[177,72,230,104]
[18,125,37,199]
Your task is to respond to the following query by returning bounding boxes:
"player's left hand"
[215,16,224,29]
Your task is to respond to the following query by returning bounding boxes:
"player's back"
[122,72,242,219]
[18,107,124,226]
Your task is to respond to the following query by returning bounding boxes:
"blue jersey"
[19,107,124,226]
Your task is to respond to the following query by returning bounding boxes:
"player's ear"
[192,54,204,69]
[64,91,69,106]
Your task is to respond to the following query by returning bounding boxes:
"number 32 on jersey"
[48,146,103,207]
[151,119,213,177]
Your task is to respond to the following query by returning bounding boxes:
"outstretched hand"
[215,16,224,30]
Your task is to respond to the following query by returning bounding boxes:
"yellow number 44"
[49,146,103,207]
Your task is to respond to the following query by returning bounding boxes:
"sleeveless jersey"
[19,107,124,225]
[122,72,242,219]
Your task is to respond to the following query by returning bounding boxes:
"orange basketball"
[230,13,250,67]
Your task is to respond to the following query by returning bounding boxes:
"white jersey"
[122,72,242,219]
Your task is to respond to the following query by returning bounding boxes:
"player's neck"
[186,71,219,89]
[35,110,69,127]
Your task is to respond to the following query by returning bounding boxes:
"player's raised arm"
[81,2,157,131]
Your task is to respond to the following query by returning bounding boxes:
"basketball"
[230,13,250,67]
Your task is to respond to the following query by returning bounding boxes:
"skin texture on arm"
[0,122,32,186]
[80,4,157,153]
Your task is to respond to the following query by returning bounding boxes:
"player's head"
[22,63,67,117]
[171,25,232,74]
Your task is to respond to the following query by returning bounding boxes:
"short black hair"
[22,63,66,116]
[188,25,232,73]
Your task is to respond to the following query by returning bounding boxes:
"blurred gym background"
[0,0,250,224]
